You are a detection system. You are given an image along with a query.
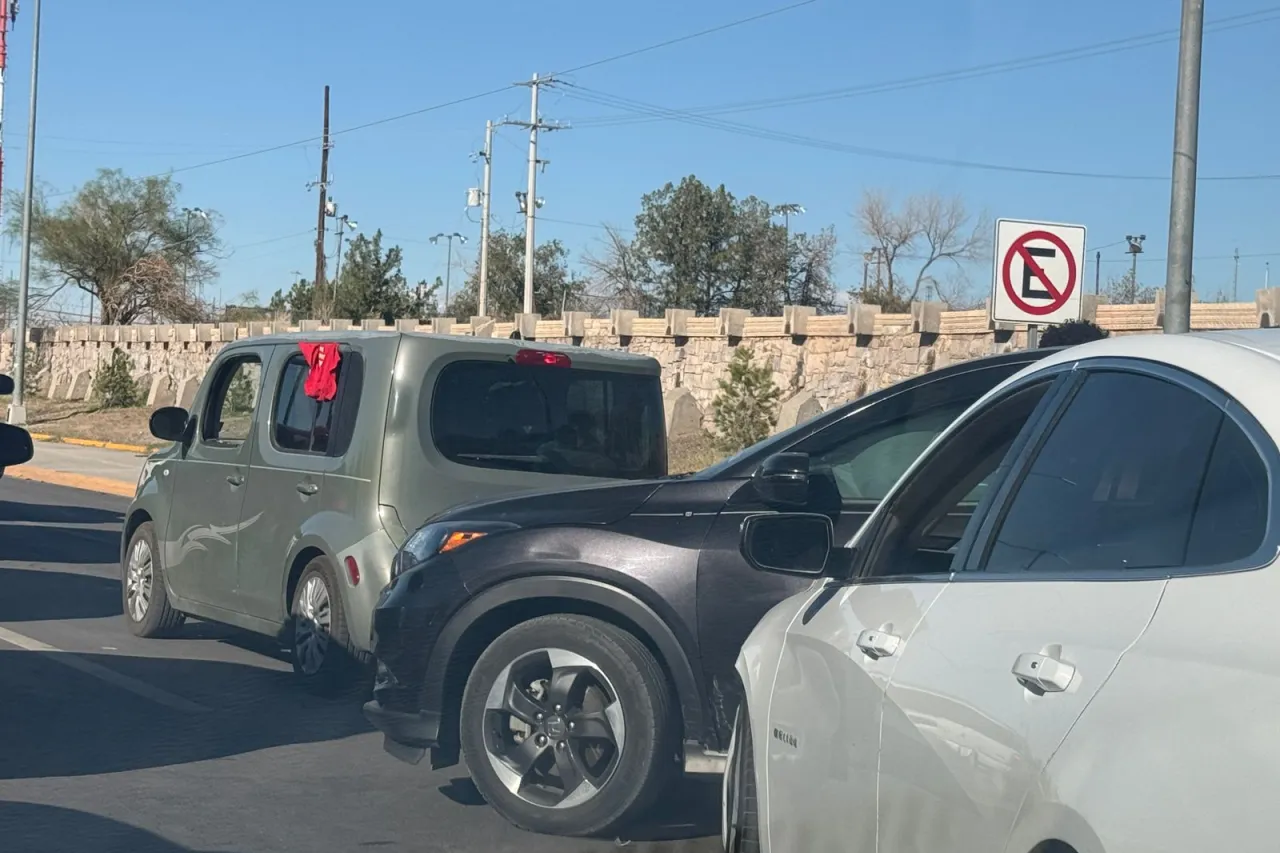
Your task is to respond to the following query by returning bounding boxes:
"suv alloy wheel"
[458,614,677,836]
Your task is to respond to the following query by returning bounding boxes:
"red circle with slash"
[1001,230,1077,316]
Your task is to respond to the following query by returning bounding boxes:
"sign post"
[990,218,1088,348]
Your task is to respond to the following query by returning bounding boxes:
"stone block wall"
[3,290,1276,439]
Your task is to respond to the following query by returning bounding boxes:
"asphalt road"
[0,476,721,853]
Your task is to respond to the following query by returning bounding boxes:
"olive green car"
[121,331,667,693]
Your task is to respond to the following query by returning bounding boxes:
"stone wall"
[4,290,1278,438]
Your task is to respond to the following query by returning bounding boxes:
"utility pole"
[513,74,567,315]
[8,0,38,426]
[477,120,495,317]
[1163,0,1205,334]
[1233,248,1240,301]
[313,85,331,305]
[1094,250,1101,296]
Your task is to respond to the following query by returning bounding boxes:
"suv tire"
[459,614,677,837]
[722,705,761,852]
[122,521,186,638]
[290,557,369,696]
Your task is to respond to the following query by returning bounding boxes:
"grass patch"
[0,395,163,449]
[668,431,725,475]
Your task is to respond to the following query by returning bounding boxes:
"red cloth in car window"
[297,342,342,402]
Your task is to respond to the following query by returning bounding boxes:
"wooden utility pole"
[313,85,331,298]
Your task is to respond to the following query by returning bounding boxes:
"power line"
[551,0,819,75]
[44,1,818,197]
[569,5,1280,127]
[562,83,1280,182]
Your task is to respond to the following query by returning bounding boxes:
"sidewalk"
[6,441,148,497]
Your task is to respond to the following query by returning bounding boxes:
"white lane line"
[0,625,210,713]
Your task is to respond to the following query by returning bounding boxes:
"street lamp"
[772,203,805,296]
[182,207,210,307]
[333,213,358,279]
[1125,234,1147,297]
[430,232,467,316]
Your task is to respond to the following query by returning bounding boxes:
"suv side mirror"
[150,406,191,442]
[0,374,13,395]
[0,422,34,467]
[740,512,833,577]
[752,452,810,507]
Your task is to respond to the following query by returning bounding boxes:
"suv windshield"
[430,359,666,480]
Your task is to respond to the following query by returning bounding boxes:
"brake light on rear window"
[514,349,571,368]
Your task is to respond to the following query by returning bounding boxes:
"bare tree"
[856,190,988,310]
[581,225,655,315]
[907,194,989,303]
[856,191,915,308]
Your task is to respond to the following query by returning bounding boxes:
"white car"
[723,329,1279,853]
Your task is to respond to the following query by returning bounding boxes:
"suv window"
[858,378,1056,579]
[807,400,973,501]
[203,356,261,444]
[430,360,665,479]
[274,354,337,454]
[984,371,1267,573]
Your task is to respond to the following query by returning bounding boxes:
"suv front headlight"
[392,520,519,578]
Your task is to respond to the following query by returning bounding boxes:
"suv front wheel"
[459,614,677,837]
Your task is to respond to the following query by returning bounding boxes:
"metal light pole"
[9,0,40,426]
[429,232,467,316]
[182,207,209,308]
[1126,235,1146,300]
[333,213,357,280]
[772,203,805,298]
[1163,0,1205,334]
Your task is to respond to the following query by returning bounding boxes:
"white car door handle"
[856,628,902,659]
[1012,652,1076,693]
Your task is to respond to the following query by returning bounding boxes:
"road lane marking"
[0,625,210,713]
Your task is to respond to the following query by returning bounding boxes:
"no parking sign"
[990,219,1087,327]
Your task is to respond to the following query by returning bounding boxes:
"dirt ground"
[1,394,727,473]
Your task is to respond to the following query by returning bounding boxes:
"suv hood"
[427,479,668,529]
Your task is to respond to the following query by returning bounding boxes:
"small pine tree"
[92,349,140,408]
[712,347,782,453]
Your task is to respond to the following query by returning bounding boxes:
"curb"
[5,465,136,498]
[26,432,154,454]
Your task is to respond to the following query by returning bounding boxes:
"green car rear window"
[429,359,666,479]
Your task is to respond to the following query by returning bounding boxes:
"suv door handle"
[1012,652,1075,693]
[296,482,319,496]
[226,474,244,487]
[856,628,902,659]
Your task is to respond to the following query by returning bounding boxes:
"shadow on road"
[0,499,124,526]
[436,774,721,846]
[0,567,121,622]
[0,801,243,853]
[0,648,373,780]
[0,521,122,565]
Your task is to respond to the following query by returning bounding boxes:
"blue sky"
[3,0,1278,317]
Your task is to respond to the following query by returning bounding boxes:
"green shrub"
[92,349,140,408]
[224,369,256,414]
[712,347,781,454]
